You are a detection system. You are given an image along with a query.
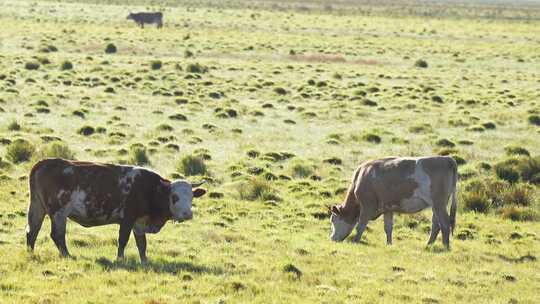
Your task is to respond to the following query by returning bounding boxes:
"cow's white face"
[330,213,355,242]
[168,180,206,221]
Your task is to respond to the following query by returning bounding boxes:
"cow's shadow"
[95,256,225,275]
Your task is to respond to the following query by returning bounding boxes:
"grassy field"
[1,0,539,303]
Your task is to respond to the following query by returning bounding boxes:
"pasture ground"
[0,0,539,303]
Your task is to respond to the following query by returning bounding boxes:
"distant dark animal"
[127,12,163,29]
[330,156,457,248]
[26,158,206,264]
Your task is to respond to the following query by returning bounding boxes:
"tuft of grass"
[186,63,208,74]
[39,142,75,159]
[238,177,280,201]
[128,147,150,166]
[290,161,315,179]
[501,183,534,206]
[435,138,455,148]
[494,161,520,183]
[501,207,539,222]
[462,191,491,213]
[7,121,21,131]
[150,60,162,70]
[105,43,117,54]
[60,60,73,70]
[177,154,207,176]
[362,133,382,144]
[414,59,428,68]
[78,126,95,136]
[504,146,530,157]
[6,139,35,163]
[528,114,540,126]
[24,61,40,70]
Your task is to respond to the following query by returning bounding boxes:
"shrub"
[78,126,95,136]
[177,154,207,176]
[238,177,280,201]
[504,146,530,157]
[290,162,314,179]
[494,161,520,183]
[414,59,428,68]
[40,142,75,159]
[528,115,540,126]
[25,61,40,70]
[517,156,540,184]
[462,191,491,213]
[501,207,539,222]
[150,60,162,70]
[435,138,455,148]
[105,43,117,54]
[501,183,534,207]
[128,147,150,166]
[6,139,35,163]
[60,60,73,70]
[362,133,381,144]
[186,63,208,74]
[7,121,21,131]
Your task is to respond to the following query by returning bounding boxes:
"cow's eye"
[171,194,179,204]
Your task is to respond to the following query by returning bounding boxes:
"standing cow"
[26,158,206,264]
[330,156,457,248]
[127,12,163,28]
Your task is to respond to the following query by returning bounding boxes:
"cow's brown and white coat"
[26,158,206,263]
[330,156,457,248]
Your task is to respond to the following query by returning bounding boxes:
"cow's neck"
[340,187,360,224]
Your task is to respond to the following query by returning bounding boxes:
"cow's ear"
[192,188,206,198]
[158,179,170,193]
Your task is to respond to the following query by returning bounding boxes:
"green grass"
[0,0,539,303]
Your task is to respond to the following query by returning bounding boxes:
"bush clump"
[290,162,315,179]
[128,147,150,166]
[462,191,491,213]
[60,60,73,70]
[238,177,280,201]
[25,61,40,70]
[186,63,208,74]
[501,183,534,207]
[414,59,428,68]
[40,142,75,159]
[78,126,95,136]
[504,146,530,157]
[177,154,207,176]
[7,121,21,131]
[6,139,35,163]
[105,43,117,54]
[150,60,162,70]
[528,115,540,126]
[500,207,539,222]
[362,133,382,144]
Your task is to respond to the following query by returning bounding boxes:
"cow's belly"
[398,197,430,213]
[67,202,124,227]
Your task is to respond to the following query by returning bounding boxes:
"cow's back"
[354,156,456,217]
[30,159,131,225]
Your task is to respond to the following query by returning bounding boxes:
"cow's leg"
[50,212,70,257]
[352,220,368,243]
[427,212,441,245]
[26,195,46,251]
[384,212,394,245]
[117,220,135,261]
[433,206,451,249]
[133,225,147,265]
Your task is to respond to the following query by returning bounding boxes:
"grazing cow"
[127,12,163,28]
[26,158,206,264]
[330,156,457,248]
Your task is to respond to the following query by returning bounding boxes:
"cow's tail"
[26,161,47,250]
[449,159,458,235]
